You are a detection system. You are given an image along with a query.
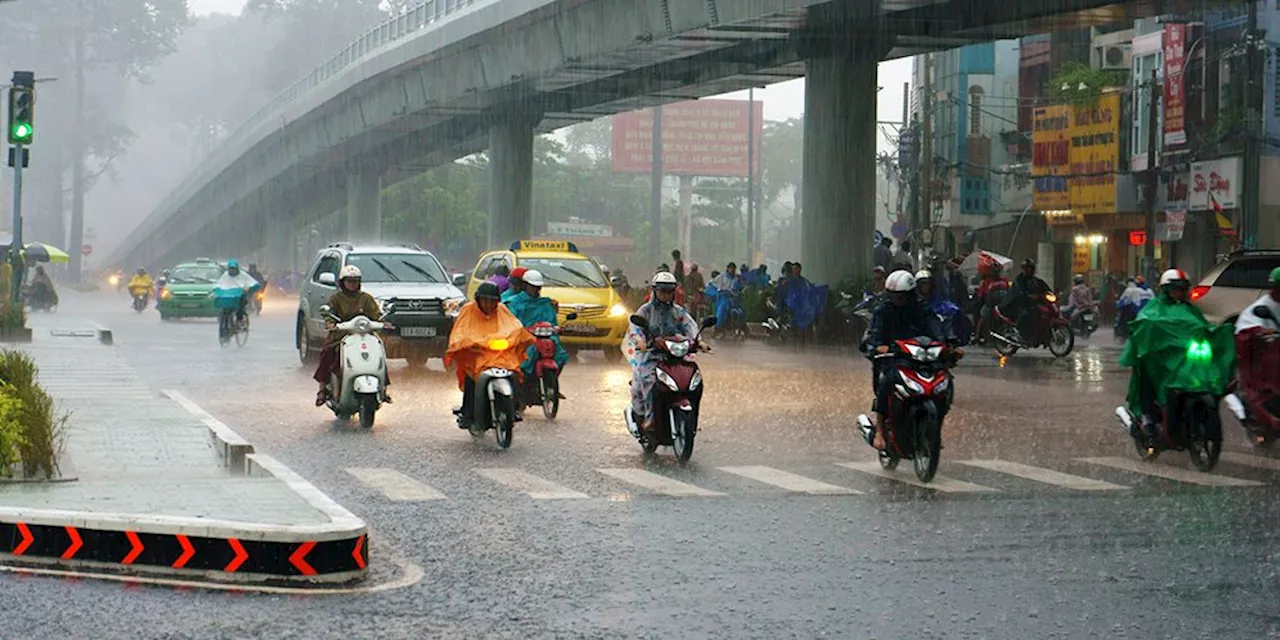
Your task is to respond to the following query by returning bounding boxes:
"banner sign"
[1031,105,1071,210]
[611,99,763,177]
[1163,24,1187,147]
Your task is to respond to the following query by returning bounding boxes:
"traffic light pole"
[9,144,23,305]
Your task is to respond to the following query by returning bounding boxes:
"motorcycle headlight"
[1045,292,1058,303]
[935,377,950,393]
[488,338,510,351]
[897,373,924,394]
[690,370,702,390]
[609,302,628,317]
[656,369,680,391]
[924,346,943,361]
[445,297,466,318]
[667,340,690,358]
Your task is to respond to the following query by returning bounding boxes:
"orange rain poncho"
[443,301,534,390]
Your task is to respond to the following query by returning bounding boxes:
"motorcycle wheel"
[1188,403,1222,472]
[541,371,559,420]
[1048,325,1074,357]
[878,449,900,471]
[671,410,696,462]
[993,334,1019,357]
[913,415,942,483]
[358,395,377,429]
[640,437,659,454]
[493,394,515,449]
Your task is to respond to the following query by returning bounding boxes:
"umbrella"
[23,242,70,264]
[958,250,1013,281]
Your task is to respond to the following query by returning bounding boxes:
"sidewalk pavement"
[0,316,367,584]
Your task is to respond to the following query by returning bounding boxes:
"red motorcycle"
[623,314,717,462]
[520,312,576,419]
[856,336,956,483]
[991,292,1074,358]
[1226,305,1280,447]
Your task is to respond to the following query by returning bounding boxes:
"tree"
[563,118,613,167]
[246,0,387,94]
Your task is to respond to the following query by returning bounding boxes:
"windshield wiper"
[559,265,602,287]
[369,258,400,282]
[398,260,439,283]
[541,274,574,287]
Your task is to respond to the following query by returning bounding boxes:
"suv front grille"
[389,298,444,316]
[562,304,606,319]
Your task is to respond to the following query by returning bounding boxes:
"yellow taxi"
[467,240,628,361]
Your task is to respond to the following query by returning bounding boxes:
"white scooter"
[320,305,388,429]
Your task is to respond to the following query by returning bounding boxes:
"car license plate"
[563,322,595,335]
[400,327,437,338]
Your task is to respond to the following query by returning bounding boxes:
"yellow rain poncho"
[444,301,534,389]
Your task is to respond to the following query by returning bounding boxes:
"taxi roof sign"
[511,240,579,253]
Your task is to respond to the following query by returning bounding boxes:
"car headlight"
[445,297,466,318]
[609,302,628,317]
[656,369,680,391]
[160,288,172,300]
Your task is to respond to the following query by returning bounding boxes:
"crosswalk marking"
[835,461,998,493]
[345,467,447,501]
[1077,457,1265,487]
[957,460,1129,491]
[596,468,725,497]
[1219,452,1280,472]
[718,466,860,495]
[474,468,589,500]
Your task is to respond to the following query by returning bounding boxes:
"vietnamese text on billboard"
[1031,105,1070,210]
[1067,93,1120,215]
[611,99,764,177]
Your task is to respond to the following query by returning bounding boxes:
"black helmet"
[475,281,501,300]
[1021,259,1036,270]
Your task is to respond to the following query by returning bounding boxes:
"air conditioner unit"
[1100,45,1132,70]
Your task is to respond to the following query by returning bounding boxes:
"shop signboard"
[1189,157,1240,211]
[1067,93,1121,215]
[1031,105,1071,210]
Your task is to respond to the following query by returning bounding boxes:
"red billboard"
[1163,23,1187,147]
[611,99,763,177]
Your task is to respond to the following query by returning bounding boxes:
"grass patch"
[0,350,66,479]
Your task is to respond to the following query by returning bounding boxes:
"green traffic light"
[12,124,30,138]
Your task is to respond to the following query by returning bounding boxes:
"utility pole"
[747,87,752,262]
[7,71,35,305]
[919,53,933,238]
[648,105,663,269]
[899,82,909,234]
[1144,68,1159,281]
[1241,1,1261,249]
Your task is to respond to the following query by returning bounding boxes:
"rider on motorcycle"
[501,267,528,304]
[1233,267,1280,442]
[1121,268,1235,436]
[863,270,946,450]
[312,265,391,406]
[624,271,701,431]
[247,263,265,286]
[504,269,569,379]
[127,269,153,303]
[1062,274,1096,322]
[28,265,57,309]
[1001,259,1051,336]
[444,281,531,429]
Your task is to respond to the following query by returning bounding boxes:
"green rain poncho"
[1119,293,1236,414]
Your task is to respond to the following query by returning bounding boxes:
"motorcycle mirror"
[1254,305,1275,320]
[629,314,649,330]
[701,316,718,329]
[319,304,332,316]
[565,312,579,321]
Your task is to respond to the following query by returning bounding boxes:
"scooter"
[130,290,149,313]
[856,336,956,483]
[1225,304,1280,447]
[1065,304,1099,338]
[1114,335,1224,471]
[623,314,716,462]
[520,312,576,420]
[251,288,265,315]
[457,337,524,449]
[319,305,388,429]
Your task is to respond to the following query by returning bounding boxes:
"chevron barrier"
[0,520,367,580]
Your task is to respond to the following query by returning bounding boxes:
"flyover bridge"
[104,0,1203,284]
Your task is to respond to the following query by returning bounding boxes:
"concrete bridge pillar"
[488,110,542,249]
[346,170,382,243]
[798,29,890,286]
[267,215,297,273]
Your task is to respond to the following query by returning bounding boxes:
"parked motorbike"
[1114,336,1224,471]
[990,292,1074,357]
[856,336,956,483]
[1225,304,1280,447]
[456,337,524,449]
[762,297,793,343]
[623,314,716,461]
[834,290,877,349]
[320,305,389,429]
[520,312,576,419]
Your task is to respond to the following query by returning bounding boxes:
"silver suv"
[297,243,465,366]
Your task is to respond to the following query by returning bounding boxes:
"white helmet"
[885,270,917,293]
[651,271,678,289]
[339,265,361,280]
[1159,268,1190,287]
[523,269,546,287]
[914,269,933,282]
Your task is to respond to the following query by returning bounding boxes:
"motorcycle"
[251,288,265,315]
[519,312,577,419]
[762,297,793,343]
[319,305,388,429]
[623,314,717,462]
[130,289,149,313]
[1225,304,1280,447]
[1114,336,1225,471]
[455,337,524,449]
[856,336,956,483]
[1066,305,1099,339]
[833,290,877,349]
[990,292,1074,358]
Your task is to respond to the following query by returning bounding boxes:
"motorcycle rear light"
[1190,285,1210,301]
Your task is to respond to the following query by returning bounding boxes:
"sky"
[186,0,914,141]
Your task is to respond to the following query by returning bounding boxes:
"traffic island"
[0,335,368,584]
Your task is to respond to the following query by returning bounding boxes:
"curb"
[0,393,368,584]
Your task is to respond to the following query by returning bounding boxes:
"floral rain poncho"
[623,299,699,423]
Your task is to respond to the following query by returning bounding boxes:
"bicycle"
[218,304,250,347]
